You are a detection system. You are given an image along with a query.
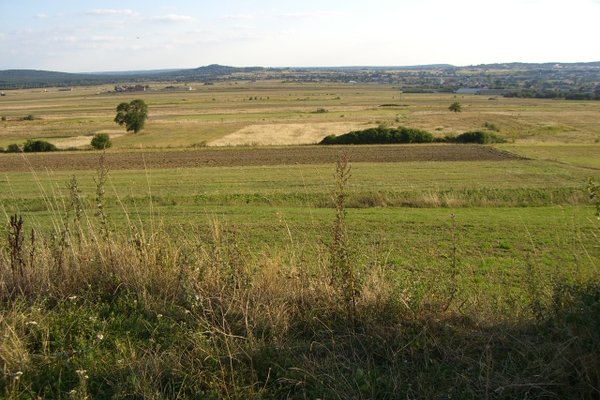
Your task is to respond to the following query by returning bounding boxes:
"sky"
[0,0,599,72]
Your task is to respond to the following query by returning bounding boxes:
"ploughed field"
[0,144,521,171]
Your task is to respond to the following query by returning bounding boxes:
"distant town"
[1,62,599,100]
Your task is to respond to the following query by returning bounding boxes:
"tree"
[448,102,462,112]
[114,99,148,133]
[91,133,113,149]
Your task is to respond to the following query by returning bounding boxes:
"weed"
[94,153,109,241]
[8,215,25,279]
[329,152,359,323]
[587,177,600,219]
[68,175,84,242]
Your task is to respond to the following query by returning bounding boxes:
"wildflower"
[25,321,38,326]
[68,295,77,301]
[75,369,88,379]
[96,333,104,341]
[13,371,23,380]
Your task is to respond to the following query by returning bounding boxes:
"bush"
[91,133,113,150]
[453,131,506,144]
[1,116,6,121]
[22,114,35,121]
[6,143,22,153]
[448,102,462,112]
[23,139,58,152]
[320,126,434,145]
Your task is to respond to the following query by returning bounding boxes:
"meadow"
[1,82,599,399]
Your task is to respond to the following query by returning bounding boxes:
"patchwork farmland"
[1,81,599,399]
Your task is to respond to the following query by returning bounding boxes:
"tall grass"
[1,161,599,399]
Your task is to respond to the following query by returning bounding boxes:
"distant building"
[454,87,510,96]
[455,87,483,94]
[114,84,146,93]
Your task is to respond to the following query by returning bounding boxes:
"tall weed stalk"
[329,153,359,323]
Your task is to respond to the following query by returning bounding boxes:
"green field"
[1,83,599,399]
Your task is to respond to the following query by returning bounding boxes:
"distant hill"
[0,69,115,89]
[158,64,266,80]
[0,64,267,89]
[1,62,599,95]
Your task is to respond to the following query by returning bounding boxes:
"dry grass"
[2,83,599,149]
[48,130,125,149]
[1,205,598,399]
[209,122,372,146]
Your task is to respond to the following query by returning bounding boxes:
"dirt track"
[0,145,523,172]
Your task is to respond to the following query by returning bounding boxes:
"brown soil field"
[0,145,523,172]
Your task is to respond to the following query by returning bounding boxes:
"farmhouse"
[114,84,146,93]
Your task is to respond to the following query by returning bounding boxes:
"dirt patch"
[0,145,524,172]
[209,122,370,146]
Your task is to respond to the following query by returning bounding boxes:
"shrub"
[1,116,6,121]
[91,133,113,150]
[320,126,434,145]
[22,114,35,121]
[453,131,506,144]
[448,102,462,112]
[23,139,57,152]
[483,122,500,132]
[315,108,328,113]
[6,143,22,152]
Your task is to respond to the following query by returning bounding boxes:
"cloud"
[220,14,255,20]
[275,12,335,19]
[35,13,49,19]
[86,9,138,16]
[90,35,124,43]
[147,14,195,23]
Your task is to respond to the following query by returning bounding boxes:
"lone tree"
[114,99,148,133]
[448,101,462,112]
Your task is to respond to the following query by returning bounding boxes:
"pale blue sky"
[0,0,598,72]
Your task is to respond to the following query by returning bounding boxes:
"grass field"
[2,81,600,149]
[1,83,600,398]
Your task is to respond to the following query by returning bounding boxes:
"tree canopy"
[114,99,148,133]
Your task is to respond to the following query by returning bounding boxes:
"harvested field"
[0,144,523,172]
[209,122,369,146]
